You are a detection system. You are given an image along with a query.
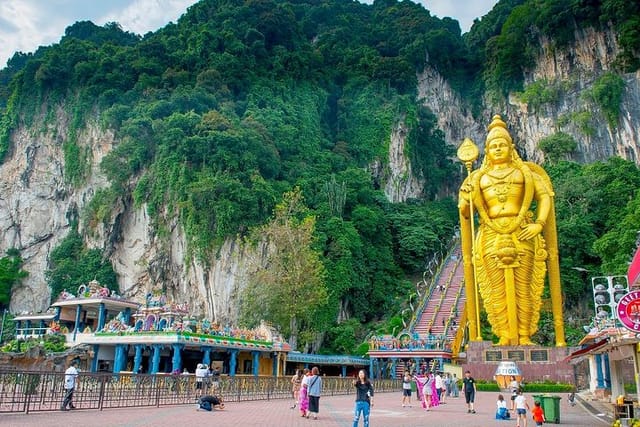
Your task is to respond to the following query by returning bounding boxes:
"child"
[532,401,545,426]
[495,394,510,420]
[514,389,530,427]
[197,395,225,411]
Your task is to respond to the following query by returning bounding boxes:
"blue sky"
[0,0,497,68]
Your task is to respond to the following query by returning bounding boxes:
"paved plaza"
[1,391,611,427]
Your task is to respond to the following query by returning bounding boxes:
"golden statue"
[458,115,566,347]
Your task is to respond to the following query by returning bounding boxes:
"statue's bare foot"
[519,336,534,345]
[497,337,510,346]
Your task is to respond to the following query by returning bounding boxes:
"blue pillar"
[228,349,238,377]
[133,344,145,373]
[151,345,162,374]
[113,344,128,373]
[97,303,106,331]
[202,347,212,366]
[341,366,347,377]
[15,320,21,337]
[369,358,375,379]
[252,351,260,377]
[603,353,612,389]
[123,307,131,324]
[39,319,46,336]
[391,358,397,379]
[73,304,82,342]
[595,354,605,388]
[171,344,184,373]
[272,353,279,376]
[54,307,61,321]
[91,344,100,372]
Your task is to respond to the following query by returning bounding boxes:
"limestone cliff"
[503,26,640,164]
[2,26,639,322]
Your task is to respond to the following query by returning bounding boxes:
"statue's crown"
[486,114,512,145]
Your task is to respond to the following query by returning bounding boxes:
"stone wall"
[462,341,578,385]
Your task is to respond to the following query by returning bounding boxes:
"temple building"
[12,280,368,376]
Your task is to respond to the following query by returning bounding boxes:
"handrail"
[450,307,468,357]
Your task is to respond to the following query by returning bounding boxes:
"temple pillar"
[97,303,106,331]
[595,354,605,388]
[113,344,128,373]
[151,345,162,374]
[91,344,100,372]
[603,354,612,389]
[73,304,82,342]
[133,344,145,373]
[252,351,260,376]
[228,349,238,377]
[202,346,212,366]
[171,344,184,373]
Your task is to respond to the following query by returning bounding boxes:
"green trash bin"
[536,394,561,424]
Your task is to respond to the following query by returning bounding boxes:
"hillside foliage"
[0,0,638,351]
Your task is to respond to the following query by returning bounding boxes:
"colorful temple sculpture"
[12,280,368,376]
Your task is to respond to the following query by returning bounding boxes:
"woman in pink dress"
[413,374,428,410]
[429,373,440,407]
[298,368,310,417]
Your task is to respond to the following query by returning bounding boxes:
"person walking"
[352,369,374,427]
[509,375,520,411]
[422,372,434,411]
[307,366,322,420]
[462,370,476,414]
[451,373,460,397]
[299,368,310,417]
[401,371,412,407]
[290,369,303,409]
[514,389,530,427]
[531,400,545,426]
[60,360,79,411]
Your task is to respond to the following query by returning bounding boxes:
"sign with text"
[616,290,640,332]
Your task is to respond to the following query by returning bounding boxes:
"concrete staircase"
[412,245,465,342]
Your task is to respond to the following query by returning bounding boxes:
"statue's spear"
[457,138,482,341]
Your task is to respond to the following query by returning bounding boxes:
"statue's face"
[486,137,512,163]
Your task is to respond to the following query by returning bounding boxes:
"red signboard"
[617,290,640,332]
[628,247,640,287]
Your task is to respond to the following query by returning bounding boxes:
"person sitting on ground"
[495,394,510,420]
[197,395,225,411]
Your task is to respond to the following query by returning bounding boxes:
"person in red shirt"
[531,401,545,426]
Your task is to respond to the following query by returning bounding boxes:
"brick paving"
[1,391,610,427]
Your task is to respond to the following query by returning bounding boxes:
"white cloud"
[100,0,197,36]
[0,0,197,67]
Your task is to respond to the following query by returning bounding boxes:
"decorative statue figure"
[458,115,565,346]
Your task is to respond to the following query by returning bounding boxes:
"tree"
[46,230,118,301]
[241,187,328,350]
[0,248,28,309]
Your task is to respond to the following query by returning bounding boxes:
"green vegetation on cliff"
[0,0,638,351]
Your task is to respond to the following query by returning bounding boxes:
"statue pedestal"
[461,341,577,384]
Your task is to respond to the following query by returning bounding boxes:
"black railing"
[0,371,401,413]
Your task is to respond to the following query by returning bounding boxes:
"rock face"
[503,26,640,164]
[2,26,639,320]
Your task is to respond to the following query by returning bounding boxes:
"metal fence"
[0,371,401,414]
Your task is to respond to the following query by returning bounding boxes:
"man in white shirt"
[435,372,444,402]
[60,360,79,411]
